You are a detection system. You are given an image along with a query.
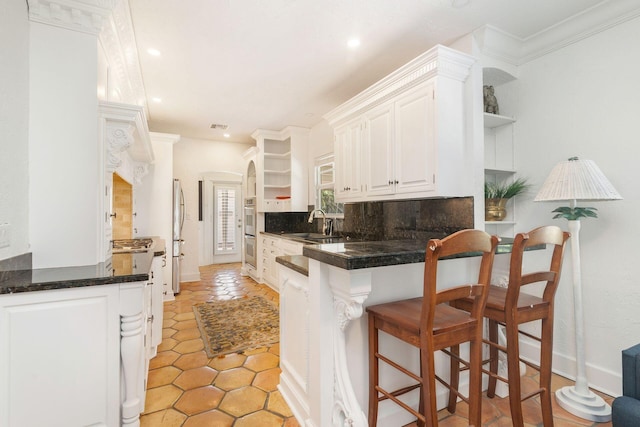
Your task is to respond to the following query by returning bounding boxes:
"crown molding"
[27,0,115,35]
[98,0,147,110]
[323,44,475,127]
[475,1,640,66]
[150,132,181,145]
[520,0,640,63]
[251,126,310,142]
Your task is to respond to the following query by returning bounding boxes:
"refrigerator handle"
[180,188,185,232]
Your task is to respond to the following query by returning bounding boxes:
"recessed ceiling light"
[347,38,360,49]
[151,97,162,103]
[223,133,230,138]
[147,48,161,56]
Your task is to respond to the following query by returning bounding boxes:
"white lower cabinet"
[0,281,150,427]
[261,236,279,289]
[260,235,304,291]
[149,254,165,358]
[278,264,311,425]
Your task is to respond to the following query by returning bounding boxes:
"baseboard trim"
[519,338,621,397]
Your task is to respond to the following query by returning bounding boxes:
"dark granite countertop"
[275,255,309,277]
[301,237,520,271]
[0,238,165,295]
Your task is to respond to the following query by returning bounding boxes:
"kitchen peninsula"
[0,239,165,427]
[277,237,519,427]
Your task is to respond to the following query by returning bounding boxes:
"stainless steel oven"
[244,234,256,268]
[244,197,257,268]
[244,197,256,237]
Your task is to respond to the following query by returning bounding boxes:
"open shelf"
[484,113,515,129]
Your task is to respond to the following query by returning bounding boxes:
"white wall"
[513,16,640,395]
[135,133,178,291]
[173,137,253,282]
[29,22,100,269]
[307,120,334,206]
[0,0,30,261]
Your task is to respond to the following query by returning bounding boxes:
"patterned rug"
[193,296,280,358]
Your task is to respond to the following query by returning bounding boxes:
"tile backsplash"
[265,196,474,241]
[343,197,474,240]
[112,173,133,240]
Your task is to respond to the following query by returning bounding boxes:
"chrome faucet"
[308,209,332,235]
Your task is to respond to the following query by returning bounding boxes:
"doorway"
[201,178,242,265]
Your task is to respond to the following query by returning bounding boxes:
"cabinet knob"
[395,180,399,184]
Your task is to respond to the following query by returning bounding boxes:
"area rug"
[193,296,280,358]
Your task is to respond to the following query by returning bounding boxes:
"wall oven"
[244,197,257,268]
[244,197,256,237]
[244,235,256,268]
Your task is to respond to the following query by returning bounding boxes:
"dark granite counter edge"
[1,272,149,294]
[301,238,541,271]
[275,255,309,277]
[0,237,166,295]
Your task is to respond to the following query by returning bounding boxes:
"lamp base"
[555,385,611,422]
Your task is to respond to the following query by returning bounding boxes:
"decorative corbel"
[133,163,149,184]
[105,123,134,173]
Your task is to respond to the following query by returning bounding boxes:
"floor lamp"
[534,156,622,421]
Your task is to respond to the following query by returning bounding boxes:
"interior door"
[213,183,242,259]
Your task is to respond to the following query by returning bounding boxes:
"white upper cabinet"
[365,102,394,197]
[325,45,475,203]
[335,119,364,200]
[393,82,436,195]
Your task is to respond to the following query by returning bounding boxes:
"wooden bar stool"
[451,225,569,427]
[366,229,499,427]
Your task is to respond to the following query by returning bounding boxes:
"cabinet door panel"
[0,287,120,427]
[334,121,363,201]
[366,104,395,196]
[394,84,436,194]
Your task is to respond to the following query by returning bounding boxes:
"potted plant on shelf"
[484,177,530,221]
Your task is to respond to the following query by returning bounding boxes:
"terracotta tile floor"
[141,263,299,427]
[142,263,614,427]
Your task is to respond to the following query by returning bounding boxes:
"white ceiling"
[128,0,608,144]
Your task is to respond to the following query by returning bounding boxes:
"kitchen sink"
[287,233,334,240]
[281,233,345,244]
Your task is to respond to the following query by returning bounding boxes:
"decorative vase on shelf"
[485,198,508,221]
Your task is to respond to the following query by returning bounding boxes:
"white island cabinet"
[0,284,122,427]
[278,262,312,425]
[0,247,164,427]
[0,281,149,427]
[277,241,516,427]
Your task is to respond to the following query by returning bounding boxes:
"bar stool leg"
[487,319,499,398]
[447,344,460,413]
[506,319,525,427]
[368,316,379,426]
[468,338,483,427]
[539,316,555,427]
[420,344,438,427]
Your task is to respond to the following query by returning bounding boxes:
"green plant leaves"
[484,177,531,199]
[551,206,598,220]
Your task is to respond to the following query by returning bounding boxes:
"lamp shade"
[534,157,622,202]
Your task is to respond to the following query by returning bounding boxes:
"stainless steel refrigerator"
[172,179,185,294]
